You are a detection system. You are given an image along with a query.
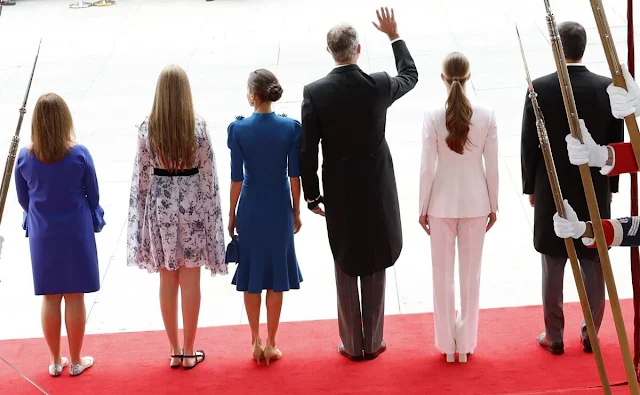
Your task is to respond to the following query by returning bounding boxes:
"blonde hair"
[442,52,473,155]
[148,64,196,170]
[30,93,75,164]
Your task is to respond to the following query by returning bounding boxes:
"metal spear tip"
[543,0,552,13]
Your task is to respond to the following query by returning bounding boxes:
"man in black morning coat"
[300,8,418,361]
[520,21,623,355]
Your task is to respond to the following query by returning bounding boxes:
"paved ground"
[0,0,638,340]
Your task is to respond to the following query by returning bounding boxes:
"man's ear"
[441,73,446,81]
[356,43,361,54]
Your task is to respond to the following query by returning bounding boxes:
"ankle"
[267,337,276,347]
[252,334,262,344]
[49,354,62,364]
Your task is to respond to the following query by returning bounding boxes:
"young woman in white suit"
[419,52,499,363]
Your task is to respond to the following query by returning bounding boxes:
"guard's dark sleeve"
[584,217,640,248]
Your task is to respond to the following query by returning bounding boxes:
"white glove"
[565,120,608,168]
[553,200,586,239]
[606,64,640,119]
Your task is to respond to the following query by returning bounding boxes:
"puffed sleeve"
[227,123,244,182]
[288,120,302,177]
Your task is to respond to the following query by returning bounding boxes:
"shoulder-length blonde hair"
[148,64,196,170]
[30,93,75,164]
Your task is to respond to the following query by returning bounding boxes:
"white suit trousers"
[429,216,487,355]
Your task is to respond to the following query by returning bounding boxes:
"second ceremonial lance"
[0,40,42,274]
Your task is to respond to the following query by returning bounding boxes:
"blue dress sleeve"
[227,123,244,182]
[14,149,29,212]
[288,120,301,178]
[81,146,105,232]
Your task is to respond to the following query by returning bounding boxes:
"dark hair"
[248,69,283,102]
[442,52,473,155]
[558,21,587,61]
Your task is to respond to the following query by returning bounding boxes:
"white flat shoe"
[458,353,467,363]
[48,357,69,377]
[70,356,94,376]
[441,353,455,363]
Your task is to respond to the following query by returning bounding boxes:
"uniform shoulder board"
[278,113,287,118]
[619,218,629,224]
[235,115,245,121]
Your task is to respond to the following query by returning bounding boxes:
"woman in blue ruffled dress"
[227,69,303,366]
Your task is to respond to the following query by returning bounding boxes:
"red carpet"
[0,300,637,394]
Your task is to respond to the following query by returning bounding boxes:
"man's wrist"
[388,33,400,41]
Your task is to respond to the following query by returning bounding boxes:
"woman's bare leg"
[63,293,87,365]
[41,295,63,364]
[265,291,283,347]
[179,267,202,367]
[159,269,182,366]
[244,292,262,343]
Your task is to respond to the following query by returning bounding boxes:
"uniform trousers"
[429,216,487,355]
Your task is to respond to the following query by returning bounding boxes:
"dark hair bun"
[267,83,283,102]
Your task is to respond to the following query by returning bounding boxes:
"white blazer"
[419,103,499,218]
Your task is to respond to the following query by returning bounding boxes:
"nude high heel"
[252,338,264,365]
[264,343,282,366]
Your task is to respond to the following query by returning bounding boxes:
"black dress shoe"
[582,337,593,353]
[537,333,564,355]
[0,1,17,5]
[364,340,387,360]
[338,344,363,361]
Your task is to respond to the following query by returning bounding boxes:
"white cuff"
[390,38,403,44]
[581,237,595,246]
[306,195,321,203]
[611,219,624,246]
[600,146,615,175]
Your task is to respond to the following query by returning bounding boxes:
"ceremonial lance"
[626,0,640,380]
[542,0,640,391]
[0,40,42,264]
[588,0,640,382]
[515,25,611,393]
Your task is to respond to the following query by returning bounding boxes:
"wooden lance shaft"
[590,0,640,380]
[0,40,41,225]
[589,0,640,167]
[516,25,610,390]
[535,98,611,393]
[543,1,640,391]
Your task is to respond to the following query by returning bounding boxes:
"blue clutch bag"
[225,235,240,264]
[93,205,106,233]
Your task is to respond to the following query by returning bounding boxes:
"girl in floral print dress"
[127,64,227,370]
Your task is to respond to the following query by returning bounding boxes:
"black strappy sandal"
[183,350,205,370]
[170,352,184,369]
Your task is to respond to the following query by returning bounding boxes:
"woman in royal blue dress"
[227,69,303,366]
[15,93,104,377]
